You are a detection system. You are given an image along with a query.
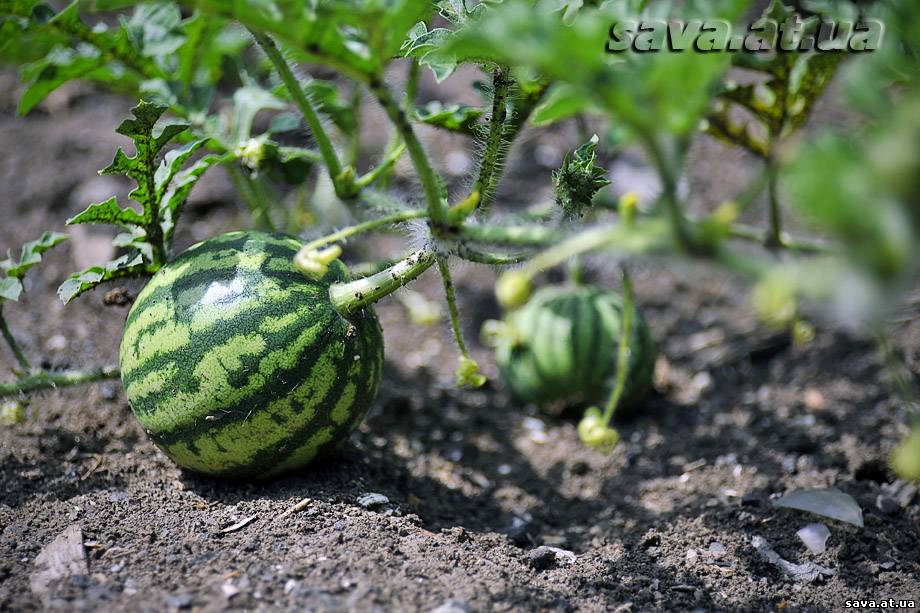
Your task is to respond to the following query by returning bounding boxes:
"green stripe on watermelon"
[119,231,384,479]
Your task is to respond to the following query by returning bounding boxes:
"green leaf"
[446,0,747,137]
[67,196,146,227]
[411,101,483,135]
[185,0,431,78]
[100,100,189,214]
[402,21,456,82]
[552,134,610,217]
[17,44,107,114]
[0,231,68,280]
[122,1,185,58]
[58,252,146,304]
[155,138,208,201]
[231,84,285,143]
[0,278,23,302]
[530,81,590,126]
[160,152,227,245]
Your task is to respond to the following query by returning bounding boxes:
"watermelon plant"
[0,0,918,479]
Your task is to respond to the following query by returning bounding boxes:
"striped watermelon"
[119,231,384,479]
[492,285,656,414]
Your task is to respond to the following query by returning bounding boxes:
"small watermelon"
[119,231,384,479]
[491,285,656,414]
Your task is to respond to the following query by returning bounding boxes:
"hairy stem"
[0,366,119,398]
[302,209,427,252]
[249,29,343,184]
[330,250,436,317]
[436,257,471,357]
[0,309,30,371]
[475,67,512,211]
[367,78,446,224]
[602,268,635,424]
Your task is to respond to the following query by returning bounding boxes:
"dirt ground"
[0,71,918,613]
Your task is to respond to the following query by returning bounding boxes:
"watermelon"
[492,285,656,414]
[119,231,384,479]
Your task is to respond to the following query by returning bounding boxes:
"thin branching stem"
[0,366,119,398]
[227,164,275,231]
[355,143,407,189]
[0,308,30,371]
[367,78,447,225]
[643,134,694,252]
[302,210,427,252]
[455,244,530,266]
[601,268,634,424]
[460,223,563,248]
[249,29,343,183]
[436,257,472,358]
[765,156,783,249]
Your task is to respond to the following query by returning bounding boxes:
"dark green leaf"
[67,196,146,227]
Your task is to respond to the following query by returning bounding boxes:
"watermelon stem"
[249,29,344,193]
[601,268,636,424]
[0,308,31,371]
[0,365,119,398]
[329,250,436,317]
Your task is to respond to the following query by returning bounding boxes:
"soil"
[1,71,919,613]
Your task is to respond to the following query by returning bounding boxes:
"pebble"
[527,546,576,570]
[164,593,193,609]
[875,495,900,516]
[506,514,540,547]
[740,492,761,507]
[429,600,470,613]
[357,493,389,508]
[796,523,830,554]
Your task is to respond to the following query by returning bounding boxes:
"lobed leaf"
[58,252,147,304]
[0,231,69,280]
[67,196,146,227]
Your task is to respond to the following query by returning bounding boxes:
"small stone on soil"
[357,493,389,508]
[429,600,470,613]
[527,546,576,570]
[875,495,899,516]
[796,523,830,554]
